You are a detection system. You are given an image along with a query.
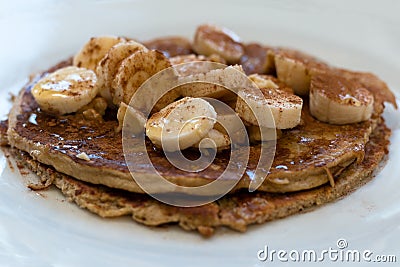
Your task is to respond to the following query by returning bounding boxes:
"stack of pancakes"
[1,43,397,237]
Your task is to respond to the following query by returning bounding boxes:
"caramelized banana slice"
[96,41,148,105]
[112,50,172,106]
[144,36,193,57]
[274,48,330,95]
[31,66,98,115]
[310,73,374,124]
[236,74,303,129]
[73,36,126,71]
[193,24,244,64]
[146,97,217,151]
[240,43,275,75]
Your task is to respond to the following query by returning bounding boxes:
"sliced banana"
[144,36,193,58]
[247,125,282,143]
[309,73,374,124]
[116,102,147,133]
[249,74,279,89]
[274,48,329,95]
[77,96,108,116]
[176,82,232,100]
[249,74,295,94]
[193,129,230,150]
[236,75,303,129]
[193,24,244,64]
[213,112,242,135]
[73,36,126,71]
[170,54,226,65]
[170,54,207,65]
[212,110,248,145]
[240,43,275,75]
[112,50,172,106]
[170,54,227,76]
[77,96,108,121]
[96,41,148,105]
[178,65,244,100]
[337,69,398,110]
[31,66,98,115]
[146,97,217,151]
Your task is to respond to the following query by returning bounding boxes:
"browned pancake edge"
[5,121,391,237]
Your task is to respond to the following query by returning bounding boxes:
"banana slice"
[309,73,374,124]
[144,36,193,58]
[170,54,207,65]
[77,96,108,116]
[178,65,244,101]
[96,41,148,105]
[247,125,282,143]
[236,75,303,129]
[146,97,217,151]
[212,110,248,145]
[73,36,126,71]
[240,43,275,75]
[31,66,98,115]
[249,74,295,94]
[213,112,242,135]
[193,24,244,64]
[116,102,147,133]
[77,96,108,121]
[170,54,227,76]
[274,48,329,95]
[249,74,278,89]
[193,129,230,150]
[170,54,226,65]
[177,82,232,100]
[337,69,398,111]
[112,50,173,106]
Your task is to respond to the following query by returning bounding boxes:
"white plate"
[1,1,399,266]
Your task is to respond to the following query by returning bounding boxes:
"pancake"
[4,120,390,236]
[1,35,396,236]
[6,60,388,195]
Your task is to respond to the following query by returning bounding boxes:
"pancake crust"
[7,121,390,237]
